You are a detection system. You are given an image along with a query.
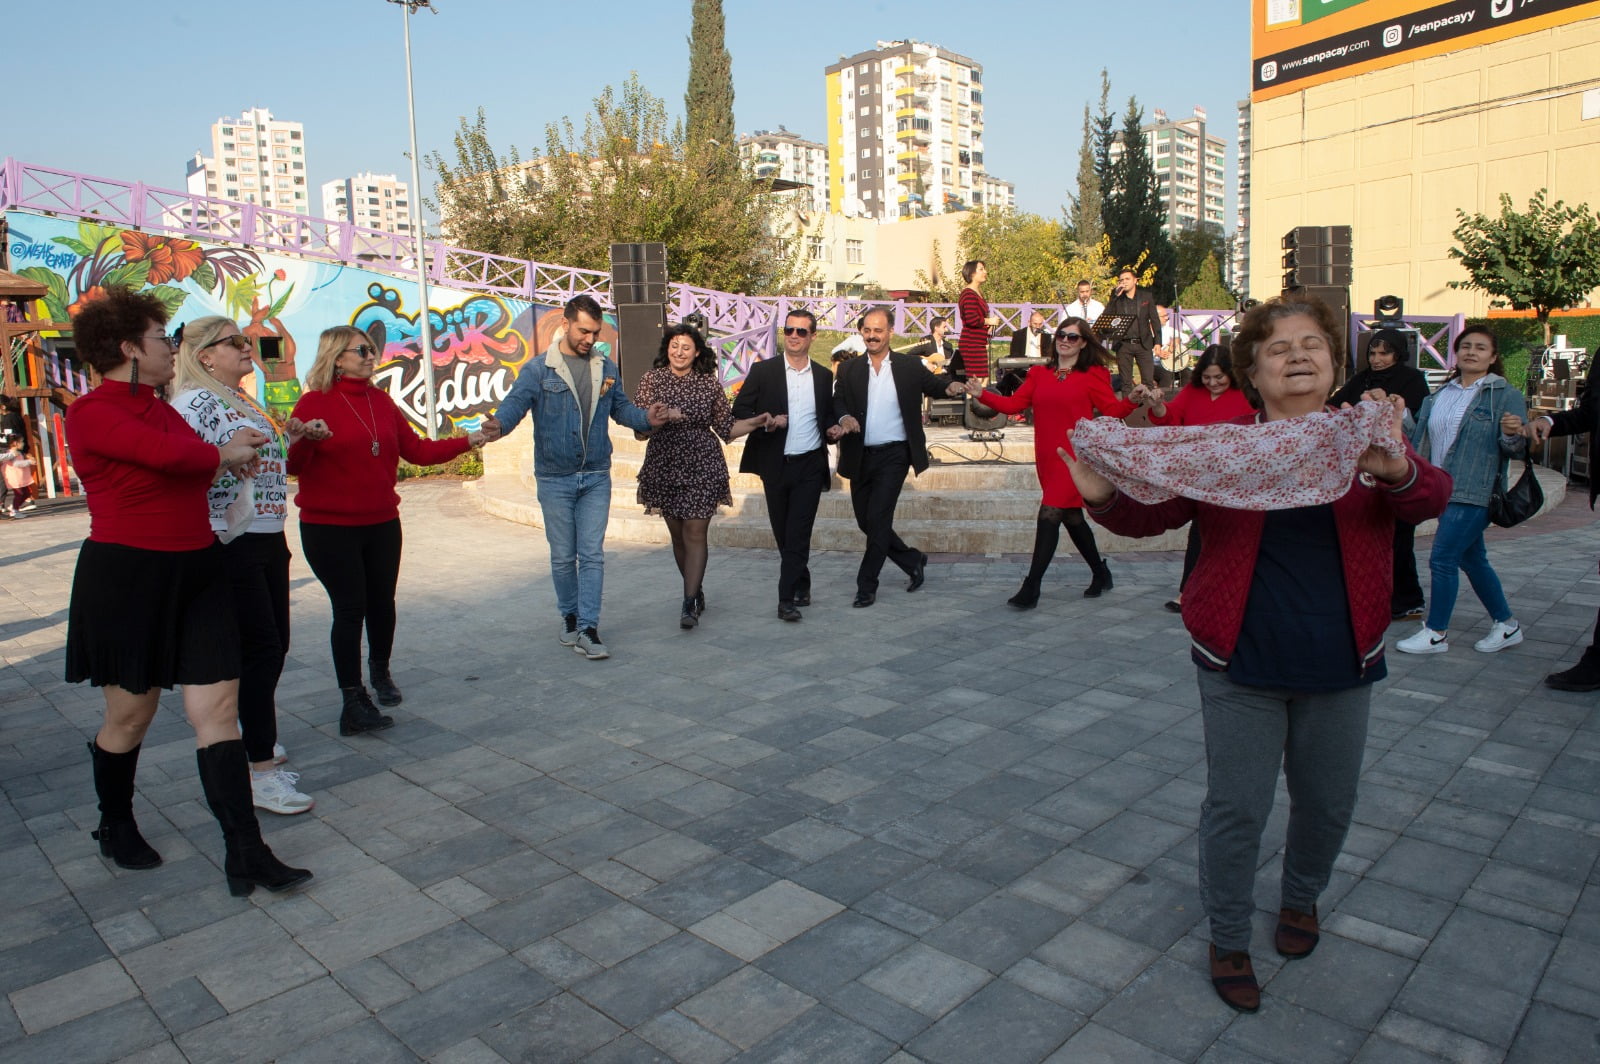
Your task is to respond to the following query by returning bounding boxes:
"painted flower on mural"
[120,232,206,285]
[66,286,108,319]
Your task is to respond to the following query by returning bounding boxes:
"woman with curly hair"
[66,286,311,896]
[633,324,767,628]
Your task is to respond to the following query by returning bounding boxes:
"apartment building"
[321,173,414,236]
[738,129,829,214]
[1112,106,1228,235]
[184,107,309,215]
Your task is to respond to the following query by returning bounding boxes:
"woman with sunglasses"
[66,287,311,896]
[969,318,1136,606]
[288,327,486,734]
[171,317,326,816]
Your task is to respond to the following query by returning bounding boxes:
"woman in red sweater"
[972,318,1136,606]
[288,326,482,735]
[1064,297,1449,1013]
[956,259,998,380]
[66,287,311,896]
[1134,345,1255,612]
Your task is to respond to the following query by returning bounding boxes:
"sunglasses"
[1057,332,1084,343]
[343,345,377,359]
[782,326,812,337]
[201,335,253,352]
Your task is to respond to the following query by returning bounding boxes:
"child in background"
[2,438,36,516]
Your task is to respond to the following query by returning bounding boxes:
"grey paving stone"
[1265,934,1414,1029]
[573,933,742,1029]
[0,999,168,1064]
[273,1018,421,1063]
[8,957,138,1034]
[1492,818,1600,885]
[380,920,508,992]
[633,855,776,926]
[922,893,1071,974]
[1421,905,1558,997]
[1082,872,1205,952]
[1505,1002,1600,1064]
[907,978,1083,1064]
[941,824,1061,886]
[1394,962,1533,1047]
[378,954,557,1058]
[676,967,816,1050]
[1044,1022,1185,1064]
[176,977,368,1063]
[556,902,677,967]
[755,913,913,998]
[1094,957,1234,1060]
[821,981,932,1044]
[468,873,620,951]
[789,839,926,905]
[0,924,110,996]
[859,943,991,1018]
[478,992,625,1064]
[1210,996,1367,1064]
[726,1004,896,1064]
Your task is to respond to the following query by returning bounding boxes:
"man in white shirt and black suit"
[733,309,837,621]
[829,307,965,607]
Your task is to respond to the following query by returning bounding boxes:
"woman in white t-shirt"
[171,316,328,816]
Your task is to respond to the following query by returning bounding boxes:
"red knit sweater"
[287,378,470,526]
[1147,386,1254,427]
[1089,427,1451,677]
[67,382,220,551]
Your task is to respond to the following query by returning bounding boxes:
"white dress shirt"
[1071,298,1106,323]
[863,355,906,446]
[1023,330,1042,360]
[783,359,822,455]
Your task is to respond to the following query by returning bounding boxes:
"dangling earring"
[128,357,140,395]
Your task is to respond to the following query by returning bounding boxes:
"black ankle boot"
[195,740,311,897]
[694,589,705,617]
[1546,653,1600,692]
[339,685,394,736]
[680,597,699,629]
[1085,563,1113,598]
[1007,580,1041,610]
[369,660,403,706]
[87,741,161,870]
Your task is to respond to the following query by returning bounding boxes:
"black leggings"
[223,531,291,764]
[1024,505,1103,585]
[300,519,401,689]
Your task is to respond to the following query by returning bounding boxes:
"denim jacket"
[493,340,653,478]
[1408,374,1526,507]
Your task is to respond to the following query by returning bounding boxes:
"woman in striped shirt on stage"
[956,260,999,380]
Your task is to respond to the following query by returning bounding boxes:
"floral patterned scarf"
[1070,401,1406,511]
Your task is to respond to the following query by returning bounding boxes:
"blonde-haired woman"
[288,326,483,735]
[171,316,321,815]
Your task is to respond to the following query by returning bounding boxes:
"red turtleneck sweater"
[287,378,470,526]
[66,382,221,551]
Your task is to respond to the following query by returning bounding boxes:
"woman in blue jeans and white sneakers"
[1397,325,1527,655]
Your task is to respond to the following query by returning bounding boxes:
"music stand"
[1092,313,1137,345]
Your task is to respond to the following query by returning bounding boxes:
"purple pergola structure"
[0,158,1461,378]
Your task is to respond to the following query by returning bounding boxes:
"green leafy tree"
[429,76,805,296]
[1449,190,1600,344]
[1064,104,1103,253]
[685,0,735,152]
[1103,96,1177,303]
[1178,253,1235,311]
[1171,224,1227,297]
[1092,70,1116,222]
[954,209,1075,304]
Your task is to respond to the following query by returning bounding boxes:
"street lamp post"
[386,0,439,438]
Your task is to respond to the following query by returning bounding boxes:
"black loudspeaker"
[1282,225,1353,289]
[610,242,668,306]
[614,303,666,402]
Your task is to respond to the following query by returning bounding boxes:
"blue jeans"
[536,471,611,631]
[1426,502,1512,632]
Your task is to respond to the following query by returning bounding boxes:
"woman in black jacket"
[1331,329,1431,619]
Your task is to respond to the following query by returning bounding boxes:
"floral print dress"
[634,369,735,519]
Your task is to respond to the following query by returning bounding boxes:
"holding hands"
[478,416,503,444]
[962,379,985,399]
[645,402,683,427]
[827,415,861,441]
[285,417,332,444]
[765,413,788,432]
[945,380,968,398]
[218,426,269,480]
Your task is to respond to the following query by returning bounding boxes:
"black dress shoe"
[907,553,928,592]
[1546,657,1600,691]
[778,603,803,622]
[852,592,876,608]
[793,592,811,607]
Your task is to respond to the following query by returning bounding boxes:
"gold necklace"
[338,389,381,456]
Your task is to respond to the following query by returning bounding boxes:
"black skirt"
[65,539,241,693]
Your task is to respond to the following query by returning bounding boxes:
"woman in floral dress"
[635,324,768,629]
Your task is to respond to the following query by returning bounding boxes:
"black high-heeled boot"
[1007,579,1041,610]
[339,685,394,736]
[87,741,162,870]
[680,597,699,629]
[1010,511,1060,609]
[1084,563,1114,598]
[195,740,312,897]
[369,660,403,706]
[1064,516,1112,598]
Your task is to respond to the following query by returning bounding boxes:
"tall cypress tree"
[685,0,735,150]
[1104,96,1177,302]
[1066,104,1103,253]
[1091,70,1116,226]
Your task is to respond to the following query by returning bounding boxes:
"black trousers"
[300,519,402,689]
[222,531,291,763]
[1392,520,1423,613]
[850,442,920,594]
[763,448,828,604]
[1114,344,1155,391]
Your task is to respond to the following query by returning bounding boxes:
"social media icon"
[1491,0,1512,17]
[1382,24,1402,47]
[1261,60,1278,82]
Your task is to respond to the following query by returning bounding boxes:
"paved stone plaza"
[1,480,1597,1063]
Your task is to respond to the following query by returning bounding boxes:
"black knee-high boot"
[1009,511,1063,609]
[88,741,162,869]
[1065,515,1113,597]
[195,740,312,896]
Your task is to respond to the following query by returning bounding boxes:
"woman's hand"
[288,417,333,442]
[984,315,999,328]
[217,427,269,480]
[1523,417,1552,446]
[479,416,502,443]
[1356,394,1411,483]
[1500,412,1524,436]
[1056,446,1115,507]
[963,379,984,399]
[1360,389,1389,404]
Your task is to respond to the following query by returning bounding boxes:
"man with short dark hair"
[484,295,673,659]
[1069,280,1105,324]
[1105,268,1161,395]
[830,307,965,607]
[733,309,837,621]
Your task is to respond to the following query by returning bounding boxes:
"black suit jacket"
[1546,359,1600,508]
[731,355,835,484]
[1008,328,1049,361]
[832,352,954,480]
[1105,286,1160,353]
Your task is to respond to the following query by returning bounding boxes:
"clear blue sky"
[7,0,1249,229]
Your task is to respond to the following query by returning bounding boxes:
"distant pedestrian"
[1,437,36,516]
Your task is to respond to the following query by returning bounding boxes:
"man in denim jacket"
[483,295,671,660]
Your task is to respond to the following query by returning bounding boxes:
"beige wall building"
[1246,2,1600,314]
[185,107,308,216]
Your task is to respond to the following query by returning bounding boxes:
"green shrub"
[397,444,483,480]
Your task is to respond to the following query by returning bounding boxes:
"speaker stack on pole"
[609,242,668,401]
[1281,225,1353,369]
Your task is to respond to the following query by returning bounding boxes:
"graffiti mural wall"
[5,211,599,434]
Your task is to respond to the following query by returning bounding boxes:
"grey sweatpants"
[1195,667,1372,953]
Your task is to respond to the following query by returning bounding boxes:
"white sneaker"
[1396,626,1449,654]
[18,502,35,512]
[573,628,609,660]
[251,769,314,815]
[1474,620,1524,654]
[272,743,288,765]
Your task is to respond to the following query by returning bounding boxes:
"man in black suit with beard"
[733,309,838,621]
[829,306,965,607]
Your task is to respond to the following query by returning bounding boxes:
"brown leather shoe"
[1275,904,1320,958]
[1208,945,1260,1012]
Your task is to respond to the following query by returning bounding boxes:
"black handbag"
[1488,458,1543,528]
